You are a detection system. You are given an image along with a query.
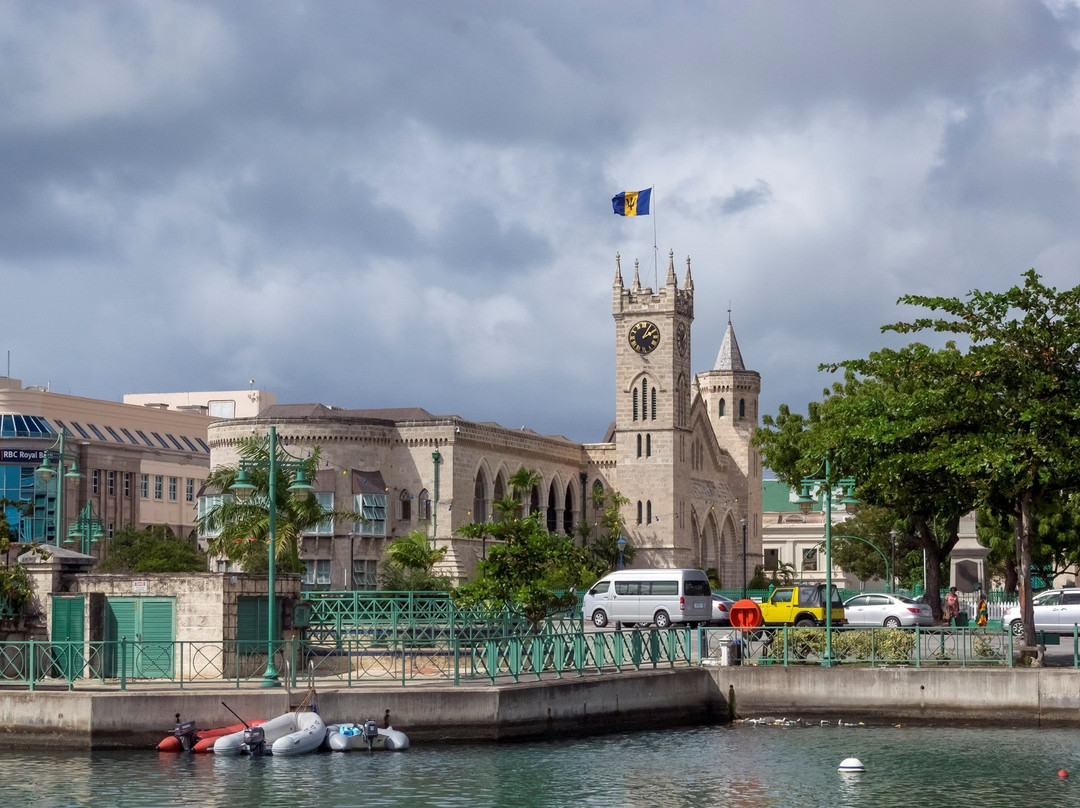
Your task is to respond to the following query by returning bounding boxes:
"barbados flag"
[612,188,651,216]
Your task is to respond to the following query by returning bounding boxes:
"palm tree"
[198,437,361,574]
[381,530,451,591]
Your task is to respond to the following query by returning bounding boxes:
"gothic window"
[740,398,746,419]
[563,483,574,534]
[642,378,648,412]
[637,434,642,458]
[646,500,652,522]
[651,386,656,420]
[592,479,604,516]
[719,398,726,417]
[633,388,639,421]
[636,501,643,524]
[400,489,412,522]
[473,470,487,523]
[547,483,558,532]
[646,434,651,457]
[418,488,432,521]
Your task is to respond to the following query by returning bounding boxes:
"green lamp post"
[65,500,105,555]
[35,430,84,546]
[796,456,858,667]
[229,425,314,688]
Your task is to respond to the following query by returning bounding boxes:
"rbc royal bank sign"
[0,448,47,464]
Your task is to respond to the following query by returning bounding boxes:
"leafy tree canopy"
[97,525,208,574]
[380,530,452,591]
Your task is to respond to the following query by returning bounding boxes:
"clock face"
[628,320,660,354]
[676,323,687,356]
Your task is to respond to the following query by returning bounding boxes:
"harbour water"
[4,722,1075,807]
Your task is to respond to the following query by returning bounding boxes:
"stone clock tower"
[612,250,694,566]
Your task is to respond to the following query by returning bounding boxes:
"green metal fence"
[698,625,1078,668]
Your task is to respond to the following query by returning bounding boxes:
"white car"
[1003,589,1080,636]
[843,593,933,627]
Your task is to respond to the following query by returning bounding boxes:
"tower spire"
[665,249,677,287]
[632,259,642,292]
[684,256,694,292]
[614,252,623,288]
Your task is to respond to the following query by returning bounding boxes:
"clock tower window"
[651,387,656,420]
[633,389,639,421]
[719,398,726,417]
[646,434,651,457]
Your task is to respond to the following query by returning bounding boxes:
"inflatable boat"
[213,711,326,756]
[157,716,265,753]
[325,721,409,752]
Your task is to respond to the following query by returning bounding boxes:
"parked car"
[843,593,933,627]
[1003,588,1080,636]
[710,594,735,625]
[758,583,845,627]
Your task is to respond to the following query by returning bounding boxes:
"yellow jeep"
[758,584,846,627]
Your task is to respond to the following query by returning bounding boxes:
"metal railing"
[698,624,1080,668]
[0,623,695,691]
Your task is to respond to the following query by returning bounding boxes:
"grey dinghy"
[213,711,326,756]
[325,722,410,751]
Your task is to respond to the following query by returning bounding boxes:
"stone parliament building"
[205,251,763,590]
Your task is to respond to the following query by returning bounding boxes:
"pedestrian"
[945,586,960,624]
[976,592,988,627]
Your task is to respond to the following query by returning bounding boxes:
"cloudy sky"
[4,2,1080,444]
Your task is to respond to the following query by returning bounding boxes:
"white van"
[582,568,712,629]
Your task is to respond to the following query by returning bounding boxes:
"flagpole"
[652,185,658,287]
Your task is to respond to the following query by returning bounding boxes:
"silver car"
[1003,589,1080,636]
[843,593,934,627]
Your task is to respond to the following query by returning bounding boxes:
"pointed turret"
[614,252,623,288]
[631,260,642,293]
[666,249,677,288]
[714,320,746,371]
[684,256,694,293]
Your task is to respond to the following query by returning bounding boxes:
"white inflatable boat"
[325,721,409,751]
[213,711,326,756]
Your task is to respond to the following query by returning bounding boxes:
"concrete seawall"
[713,666,1080,725]
[3,666,1080,749]
[0,669,724,749]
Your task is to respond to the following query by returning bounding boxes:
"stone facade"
[204,252,762,589]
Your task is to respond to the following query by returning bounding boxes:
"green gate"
[104,597,176,678]
[49,595,85,679]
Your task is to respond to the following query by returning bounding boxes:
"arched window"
[646,500,652,522]
[646,434,651,457]
[719,398,726,417]
[739,398,746,419]
[633,388,639,421]
[417,488,432,521]
[637,433,642,458]
[563,482,574,535]
[651,386,657,420]
[636,501,643,524]
[399,489,412,522]
[592,479,605,516]
[493,475,506,522]
[642,378,648,410]
[472,472,487,524]
[547,483,558,532]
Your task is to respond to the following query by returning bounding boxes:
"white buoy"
[838,757,865,772]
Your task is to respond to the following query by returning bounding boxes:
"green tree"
[455,468,604,628]
[197,438,361,574]
[831,505,918,588]
[97,525,208,574]
[380,530,452,591]
[881,271,1080,649]
[576,486,635,571]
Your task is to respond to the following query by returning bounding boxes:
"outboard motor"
[363,719,379,753]
[173,713,198,753]
[241,724,267,756]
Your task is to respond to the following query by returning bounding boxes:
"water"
[4,723,1076,807]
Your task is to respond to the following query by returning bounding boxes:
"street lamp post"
[617,536,626,569]
[431,450,442,548]
[65,500,104,555]
[229,426,314,688]
[740,517,748,599]
[35,430,83,546]
[889,529,897,594]
[796,456,858,667]
[832,535,890,594]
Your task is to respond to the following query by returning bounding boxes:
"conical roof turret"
[714,320,746,371]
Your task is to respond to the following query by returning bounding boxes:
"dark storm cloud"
[4,1,1080,444]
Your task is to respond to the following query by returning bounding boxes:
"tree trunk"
[916,515,961,622]
[1016,492,1037,657]
[1004,555,1018,595]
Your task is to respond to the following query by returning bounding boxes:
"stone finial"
[614,252,623,287]
[632,259,642,292]
[684,255,694,291]
[666,249,677,286]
